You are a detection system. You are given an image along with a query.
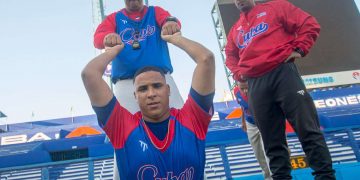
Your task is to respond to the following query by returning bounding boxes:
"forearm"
[82,50,118,79]
[171,36,215,95]
[241,109,245,123]
[242,114,246,126]
[172,36,214,65]
[292,16,320,55]
[81,49,120,106]
[241,107,247,132]
[279,0,320,56]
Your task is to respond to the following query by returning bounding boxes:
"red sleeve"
[225,25,242,81]
[154,6,181,28]
[276,0,320,56]
[177,95,213,140]
[233,86,240,95]
[103,101,140,149]
[93,12,117,49]
[233,86,241,104]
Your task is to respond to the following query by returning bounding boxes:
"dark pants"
[247,62,336,180]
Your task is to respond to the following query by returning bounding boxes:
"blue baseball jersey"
[234,87,255,124]
[112,6,173,81]
[94,94,213,179]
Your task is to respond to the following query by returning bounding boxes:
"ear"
[134,92,137,100]
[167,84,170,96]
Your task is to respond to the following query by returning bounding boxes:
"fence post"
[88,160,94,180]
[41,167,49,180]
[220,145,232,179]
[346,128,360,162]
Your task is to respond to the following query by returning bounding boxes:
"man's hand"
[103,33,122,48]
[161,31,182,44]
[161,21,180,36]
[285,51,302,62]
[105,43,125,56]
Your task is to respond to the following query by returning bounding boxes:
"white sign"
[1,132,54,146]
[302,70,360,89]
[313,94,360,109]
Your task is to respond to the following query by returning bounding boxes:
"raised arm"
[81,43,124,107]
[162,32,215,95]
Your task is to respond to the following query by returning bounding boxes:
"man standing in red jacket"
[225,0,335,179]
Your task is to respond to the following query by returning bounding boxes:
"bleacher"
[93,159,114,180]
[49,162,89,180]
[2,126,360,179]
[203,126,360,179]
[205,146,227,179]
[0,168,42,180]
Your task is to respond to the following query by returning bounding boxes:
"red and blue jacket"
[94,6,181,81]
[94,6,180,49]
[233,86,255,125]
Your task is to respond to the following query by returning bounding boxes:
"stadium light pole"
[211,1,235,100]
[71,106,74,123]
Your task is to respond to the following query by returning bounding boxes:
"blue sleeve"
[92,96,117,127]
[235,93,249,109]
[189,88,215,112]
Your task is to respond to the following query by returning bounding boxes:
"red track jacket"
[225,0,320,80]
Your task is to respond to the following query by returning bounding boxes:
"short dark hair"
[133,66,165,83]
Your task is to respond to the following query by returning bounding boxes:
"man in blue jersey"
[234,81,272,180]
[94,0,184,113]
[82,31,215,179]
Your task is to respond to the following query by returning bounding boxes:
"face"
[237,81,248,96]
[134,71,170,122]
[234,0,256,12]
[125,0,144,12]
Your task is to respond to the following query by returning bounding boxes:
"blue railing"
[0,155,113,180]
